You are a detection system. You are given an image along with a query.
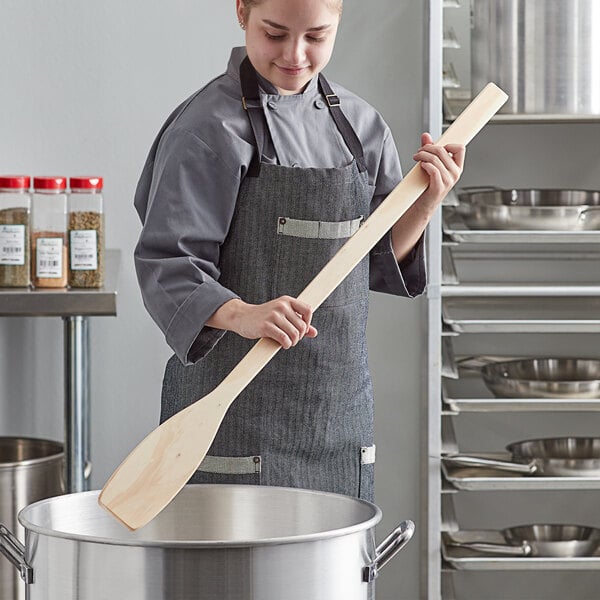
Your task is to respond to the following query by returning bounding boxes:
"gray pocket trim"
[277,216,363,239]
[361,445,376,465]
[198,455,262,474]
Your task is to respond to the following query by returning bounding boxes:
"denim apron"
[161,58,377,501]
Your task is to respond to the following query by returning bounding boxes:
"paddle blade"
[98,391,224,530]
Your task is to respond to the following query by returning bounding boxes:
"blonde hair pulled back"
[239,0,343,22]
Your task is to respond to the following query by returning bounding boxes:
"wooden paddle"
[99,83,508,530]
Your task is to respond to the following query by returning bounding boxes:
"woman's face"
[238,0,341,95]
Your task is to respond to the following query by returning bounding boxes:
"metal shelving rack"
[0,249,120,492]
[424,1,600,598]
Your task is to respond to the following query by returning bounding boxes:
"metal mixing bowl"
[455,189,600,230]
[482,358,600,399]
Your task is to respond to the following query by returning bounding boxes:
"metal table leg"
[63,316,91,492]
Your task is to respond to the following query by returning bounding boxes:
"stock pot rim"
[18,486,383,549]
[0,436,63,469]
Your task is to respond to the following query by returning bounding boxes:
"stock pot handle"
[0,524,33,584]
[363,520,415,583]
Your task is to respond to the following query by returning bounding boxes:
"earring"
[239,20,246,30]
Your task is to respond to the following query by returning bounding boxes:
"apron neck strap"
[239,56,367,176]
[317,74,367,173]
[240,56,266,177]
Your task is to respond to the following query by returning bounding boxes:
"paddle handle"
[298,82,508,309]
[217,83,508,406]
[217,337,281,404]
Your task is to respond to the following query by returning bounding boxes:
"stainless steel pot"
[444,437,600,477]
[471,0,600,115]
[455,188,600,230]
[481,358,600,399]
[0,437,63,600]
[0,485,414,600]
[450,524,600,557]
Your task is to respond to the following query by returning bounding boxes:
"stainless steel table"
[0,249,119,492]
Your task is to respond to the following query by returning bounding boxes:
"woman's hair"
[240,0,343,22]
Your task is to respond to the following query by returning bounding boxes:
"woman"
[134,0,464,503]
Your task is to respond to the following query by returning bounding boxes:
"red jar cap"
[0,175,31,189]
[33,176,67,190]
[69,176,103,190]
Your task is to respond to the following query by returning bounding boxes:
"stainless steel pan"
[481,358,600,399]
[450,524,600,557]
[454,188,600,230]
[444,437,600,477]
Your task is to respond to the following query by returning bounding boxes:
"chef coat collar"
[226,47,319,97]
[239,55,367,177]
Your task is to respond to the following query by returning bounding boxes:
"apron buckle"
[325,93,340,107]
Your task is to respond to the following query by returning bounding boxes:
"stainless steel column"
[63,315,91,492]
[424,1,444,599]
[0,250,119,495]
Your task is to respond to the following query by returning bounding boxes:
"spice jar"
[0,175,31,287]
[31,176,68,288]
[68,176,104,288]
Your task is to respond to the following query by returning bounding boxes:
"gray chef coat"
[134,47,426,365]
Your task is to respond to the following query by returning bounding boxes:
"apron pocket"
[277,216,363,240]
[191,454,262,485]
[274,215,368,307]
[358,445,376,502]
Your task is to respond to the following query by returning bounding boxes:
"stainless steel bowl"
[455,189,600,230]
[503,524,600,557]
[451,524,600,557]
[509,437,600,459]
[444,436,600,478]
[482,358,600,399]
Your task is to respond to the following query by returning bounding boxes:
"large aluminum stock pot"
[0,437,64,600]
[471,0,600,115]
[0,485,414,600]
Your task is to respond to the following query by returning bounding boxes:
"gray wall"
[0,2,425,598]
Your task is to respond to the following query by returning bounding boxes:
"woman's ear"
[235,0,245,27]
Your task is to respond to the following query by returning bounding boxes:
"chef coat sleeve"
[134,128,241,366]
[369,129,426,298]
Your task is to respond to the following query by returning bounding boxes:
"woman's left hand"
[390,132,466,262]
[412,132,465,213]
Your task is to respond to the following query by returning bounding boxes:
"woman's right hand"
[206,297,318,349]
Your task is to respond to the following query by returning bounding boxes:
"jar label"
[0,225,26,265]
[36,237,63,278]
[69,230,98,270]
